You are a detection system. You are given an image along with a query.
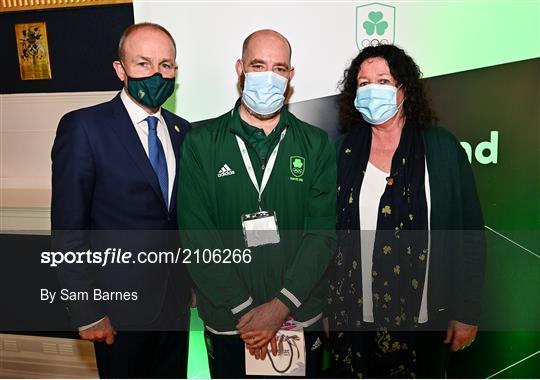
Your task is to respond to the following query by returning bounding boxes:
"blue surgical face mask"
[354,84,403,125]
[242,70,288,116]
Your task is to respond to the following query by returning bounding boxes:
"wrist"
[272,298,290,319]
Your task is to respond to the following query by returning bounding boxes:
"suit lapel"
[108,95,167,211]
[162,111,183,214]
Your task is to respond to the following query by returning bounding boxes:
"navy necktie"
[146,116,169,208]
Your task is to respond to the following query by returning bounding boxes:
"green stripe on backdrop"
[188,309,210,379]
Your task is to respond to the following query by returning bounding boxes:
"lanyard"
[236,129,287,207]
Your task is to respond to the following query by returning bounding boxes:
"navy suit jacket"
[51,94,192,329]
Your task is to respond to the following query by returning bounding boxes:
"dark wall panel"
[0,4,134,94]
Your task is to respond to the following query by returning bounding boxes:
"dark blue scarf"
[328,123,430,376]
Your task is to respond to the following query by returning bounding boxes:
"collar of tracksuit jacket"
[229,99,288,178]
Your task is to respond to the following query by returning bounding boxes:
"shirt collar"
[230,98,287,138]
[120,88,165,127]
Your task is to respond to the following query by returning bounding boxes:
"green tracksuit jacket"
[178,104,337,332]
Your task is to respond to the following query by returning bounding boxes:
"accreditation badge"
[241,211,280,248]
[245,319,306,376]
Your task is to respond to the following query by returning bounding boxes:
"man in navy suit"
[51,23,192,378]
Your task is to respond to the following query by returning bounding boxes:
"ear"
[113,60,126,82]
[235,59,244,78]
[289,66,295,81]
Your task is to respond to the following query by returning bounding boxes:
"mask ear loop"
[120,60,141,83]
[119,60,128,75]
[240,60,248,78]
[118,61,132,89]
[396,84,405,110]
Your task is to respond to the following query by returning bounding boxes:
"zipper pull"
[261,159,266,170]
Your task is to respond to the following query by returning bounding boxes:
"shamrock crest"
[363,11,388,36]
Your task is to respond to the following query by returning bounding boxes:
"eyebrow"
[248,58,266,65]
[358,72,392,79]
[274,61,290,69]
[248,58,290,69]
[134,55,152,62]
[133,55,175,64]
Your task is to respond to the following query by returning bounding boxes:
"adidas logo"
[217,164,235,178]
[311,337,322,351]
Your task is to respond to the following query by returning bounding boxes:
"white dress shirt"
[358,161,431,324]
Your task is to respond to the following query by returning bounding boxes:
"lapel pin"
[174,125,180,133]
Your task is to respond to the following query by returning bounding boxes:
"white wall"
[0,91,117,232]
[133,0,540,122]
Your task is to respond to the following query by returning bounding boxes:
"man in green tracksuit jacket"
[178,30,337,378]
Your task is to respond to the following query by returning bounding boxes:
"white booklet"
[245,319,306,377]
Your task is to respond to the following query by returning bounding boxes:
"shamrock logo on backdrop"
[290,156,305,177]
[356,3,396,49]
[363,11,388,36]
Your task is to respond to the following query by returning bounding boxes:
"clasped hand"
[236,298,289,360]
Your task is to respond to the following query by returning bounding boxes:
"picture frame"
[15,22,52,80]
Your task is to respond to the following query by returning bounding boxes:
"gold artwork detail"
[15,22,51,80]
[1,0,132,13]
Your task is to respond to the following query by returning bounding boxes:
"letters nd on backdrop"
[132,1,539,378]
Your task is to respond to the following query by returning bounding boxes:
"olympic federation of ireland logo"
[290,156,305,178]
[356,2,396,49]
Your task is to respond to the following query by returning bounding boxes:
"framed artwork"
[15,22,52,80]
